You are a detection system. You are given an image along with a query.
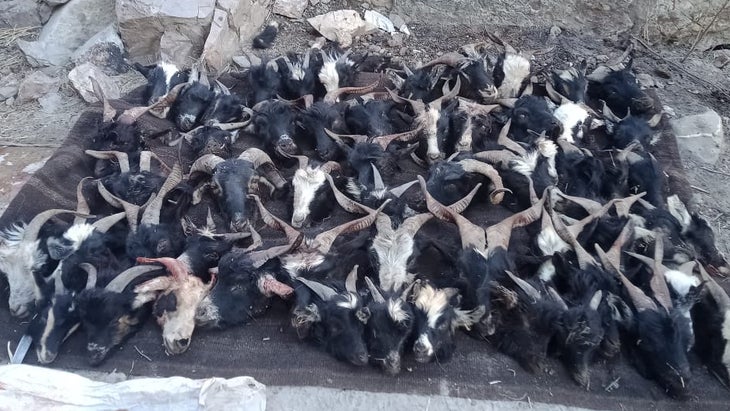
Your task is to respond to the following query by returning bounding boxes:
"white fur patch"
[664,269,699,297]
[158,275,210,354]
[414,284,450,328]
[553,103,589,142]
[456,116,473,152]
[281,252,326,277]
[159,62,180,87]
[388,299,409,323]
[416,333,434,356]
[499,54,531,98]
[537,225,570,256]
[336,293,359,309]
[64,224,95,250]
[537,260,556,282]
[418,106,441,161]
[0,224,47,313]
[291,167,327,227]
[721,311,730,371]
[536,138,558,178]
[373,228,416,292]
[319,62,339,93]
[510,151,540,176]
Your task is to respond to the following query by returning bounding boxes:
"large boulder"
[202,0,272,72]
[0,0,53,29]
[116,0,216,67]
[17,71,60,103]
[16,0,116,67]
[68,62,120,103]
[72,25,127,75]
[672,109,725,165]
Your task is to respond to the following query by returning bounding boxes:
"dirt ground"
[0,3,729,409]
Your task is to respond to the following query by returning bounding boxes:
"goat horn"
[139,151,171,174]
[418,175,485,251]
[601,100,622,124]
[324,79,380,104]
[545,80,570,105]
[549,286,570,311]
[276,146,309,169]
[241,148,287,190]
[189,154,225,176]
[345,265,359,294]
[249,238,303,268]
[216,120,253,131]
[105,265,164,293]
[419,52,468,69]
[617,270,659,313]
[486,32,518,55]
[79,263,98,290]
[458,159,508,204]
[296,277,337,301]
[23,209,92,243]
[389,180,418,198]
[85,150,130,173]
[323,128,369,145]
[96,181,142,232]
[73,177,92,225]
[314,200,390,255]
[486,194,546,253]
[91,212,126,233]
[249,194,302,245]
[431,76,462,108]
[400,213,434,238]
[613,192,646,218]
[325,174,374,215]
[697,262,730,311]
[472,150,518,167]
[386,88,426,114]
[624,249,672,313]
[548,205,595,270]
[117,83,184,125]
[458,97,499,116]
[400,280,417,300]
[372,126,424,150]
[319,161,341,174]
[371,163,385,191]
[90,77,117,123]
[551,187,604,215]
[402,64,414,77]
[136,256,189,278]
[496,119,527,156]
[140,163,182,226]
[506,271,541,302]
[605,220,634,267]
[365,277,385,304]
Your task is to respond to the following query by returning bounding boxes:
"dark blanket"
[2,81,724,411]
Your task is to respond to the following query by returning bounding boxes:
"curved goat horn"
[249,194,302,245]
[73,177,92,225]
[385,88,426,115]
[240,148,287,190]
[313,200,390,255]
[139,151,172,174]
[136,256,189,278]
[105,265,164,293]
[548,205,595,269]
[697,262,730,311]
[117,83,185,125]
[371,163,385,191]
[140,163,182,226]
[276,146,309,169]
[90,77,116,123]
[431,76,461,108]
[324,79,381,104]
[389,180,418,198]
[419,52,469,69]
[472,150,518,167]
[296,277,337,301]
[249,238,303,269]
[345,265,359,294]
[458,159,510,204]
[323,128,369,145]
[188,154,225,176]
[23,209,90,243]
[85,150,130,174]
[79,263,98,290]
[496,119,527,156]
[616,268,659,313]
[365,277,385,304]
[506,271,541,302]
[372,126,424,151]
[91,212,127,234]
[96,181,142,232]
[485,194,546,253]
[325,174,375,215]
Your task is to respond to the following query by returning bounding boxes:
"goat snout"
[9,303,30,318]
[349,351,369,366]
[87,343,111,366]
[165,337,191,355]
[277,135,298,155]
[414,335,434,363]
[373,351,402,375]
[36,347,58,365]
[632,95,654,112]
[177,114,197,132]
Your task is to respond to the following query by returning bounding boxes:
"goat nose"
[177,338,190,347]
[9,304,28,318]
[427,152,441,161]
[351,352,368,366]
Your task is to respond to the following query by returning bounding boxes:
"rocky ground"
[0,0,729,408]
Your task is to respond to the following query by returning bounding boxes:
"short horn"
[105,265,164,293]
[365,277,385,304]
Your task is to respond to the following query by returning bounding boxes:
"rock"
[45,0,71,6]
[713,50,730,69]
[636,73,655,88]
[17,0,116,67]
[0,0,51,29]
[364,10,395,33]
[232,55,252,68]
[0,74,21,101]
[308,10,377,47]
[17,71,59,103]
[387,32,405,48]
[117,0,216,68]
[672,110,725,164]
[68,62,120,103]
[361,2,370,9]
[202,0,272,72]
[273,0,308,19]
[365,0,393,7]
[38,91,63,113]
[72,25,127,75]
[549,25,561,40]
[389,13,405,29]
[5,97,15,106]
[309,0,319,5]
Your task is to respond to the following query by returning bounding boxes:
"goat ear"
[667,195,692,232]
[134,276,173,294]
[356,307,370,324]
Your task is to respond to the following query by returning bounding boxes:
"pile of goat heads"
[2,35,729,399]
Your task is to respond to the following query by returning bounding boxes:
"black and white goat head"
[134,62,189,107]
[507,95,563,144]
[426,156,510,207]
[486,32,533,99]
[410,282,484,363]
[278,151,341,228]
[278,49,319,100]
[244,59,282,104]
[87,150,169,206]
[251,99,299,157]
[419,43,499,103]
[318,49,357,96]
[293,266,371,366]
[388,76,461,164]
[299,101,344,161]
[189,148,287,232]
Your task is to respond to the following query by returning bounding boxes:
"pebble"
[654,66,672,78]
[399,46,408,55]
[5,97,14,106]
[549,25,561,40]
